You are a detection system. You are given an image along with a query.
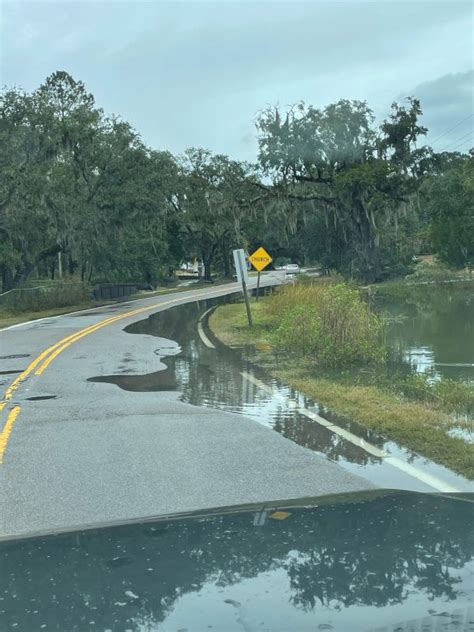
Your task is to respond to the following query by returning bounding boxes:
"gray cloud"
[1,1,473,159]
[407,71,473,150]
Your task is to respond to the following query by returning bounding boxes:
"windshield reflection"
[1,492,472,631]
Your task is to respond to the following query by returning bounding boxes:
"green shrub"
[0,282,91,313]
[397,373,474,417]
[270,281,386,366]
[407,260,454,282]
[273,305,323,355]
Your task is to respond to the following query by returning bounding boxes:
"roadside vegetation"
[0,281,91,312]
[0,280,94,327]
[209,279,473,479]
[1,71,472,308]
[212,279,387,368]
[268,280,385,366]
[368,260,473,299]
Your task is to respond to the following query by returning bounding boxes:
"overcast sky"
[1,1,473,160]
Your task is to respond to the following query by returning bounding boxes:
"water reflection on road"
[90,298,471,492]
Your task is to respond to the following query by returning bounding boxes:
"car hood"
[1,489,473,631]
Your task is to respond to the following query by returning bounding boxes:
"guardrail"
[92,283,150,301]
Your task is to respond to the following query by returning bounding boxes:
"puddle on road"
[90,367,177,391]
[12,390,57,401]
[88,298,472,492]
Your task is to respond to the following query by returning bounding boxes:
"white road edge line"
[383,457,460,494]
[1,315,64,331]
[197,308,216,349]
[240,370,461,494]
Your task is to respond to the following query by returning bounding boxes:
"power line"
[445,129,474,147]
[430,113,474,145]
[443,136,474,154]
[446,140,473,154]
[450,129,474,145]
[442,130,474,152]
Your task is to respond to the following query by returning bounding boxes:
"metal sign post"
[232,249,253,327]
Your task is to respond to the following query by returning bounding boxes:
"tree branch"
[288,193,336,204]
[250,180,335,204]
[294,173,333,184]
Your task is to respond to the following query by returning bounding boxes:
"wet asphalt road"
[0,274,374,538]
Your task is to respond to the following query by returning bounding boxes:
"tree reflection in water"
[123,301,385,466]
[1,492,472,631]
[378,285,474,382]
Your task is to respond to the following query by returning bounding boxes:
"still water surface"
[378,285,474,383]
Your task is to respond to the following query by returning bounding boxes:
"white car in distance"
[285,263,301,275]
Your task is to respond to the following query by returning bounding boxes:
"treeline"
[1,71,472,292]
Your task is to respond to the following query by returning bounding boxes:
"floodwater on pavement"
[89,295,472,493]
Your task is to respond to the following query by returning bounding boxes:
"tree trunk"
[0,265,14,293]
[355,200,383,282]
[221,243,232,278]
[13,262,35,289]
[202,246,216,282]
[10,244,62,290]
[203,257,213,281]
[68,254,77,276]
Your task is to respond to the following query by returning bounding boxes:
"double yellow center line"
[0,286,238,463]
[3,303,157,404]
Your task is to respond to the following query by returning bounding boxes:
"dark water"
[1,491,473,631]
[377,285,474,383]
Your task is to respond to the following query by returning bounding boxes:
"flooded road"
[89,297,471,493]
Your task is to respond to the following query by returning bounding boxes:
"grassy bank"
[369,260,474,298]
[208,288,473,479]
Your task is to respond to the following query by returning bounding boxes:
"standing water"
[376,284,474,383]
[89,294,472,493]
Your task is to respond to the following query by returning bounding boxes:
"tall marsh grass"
[267,280,386,367]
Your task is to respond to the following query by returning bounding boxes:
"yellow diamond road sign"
[248,246,272,272]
